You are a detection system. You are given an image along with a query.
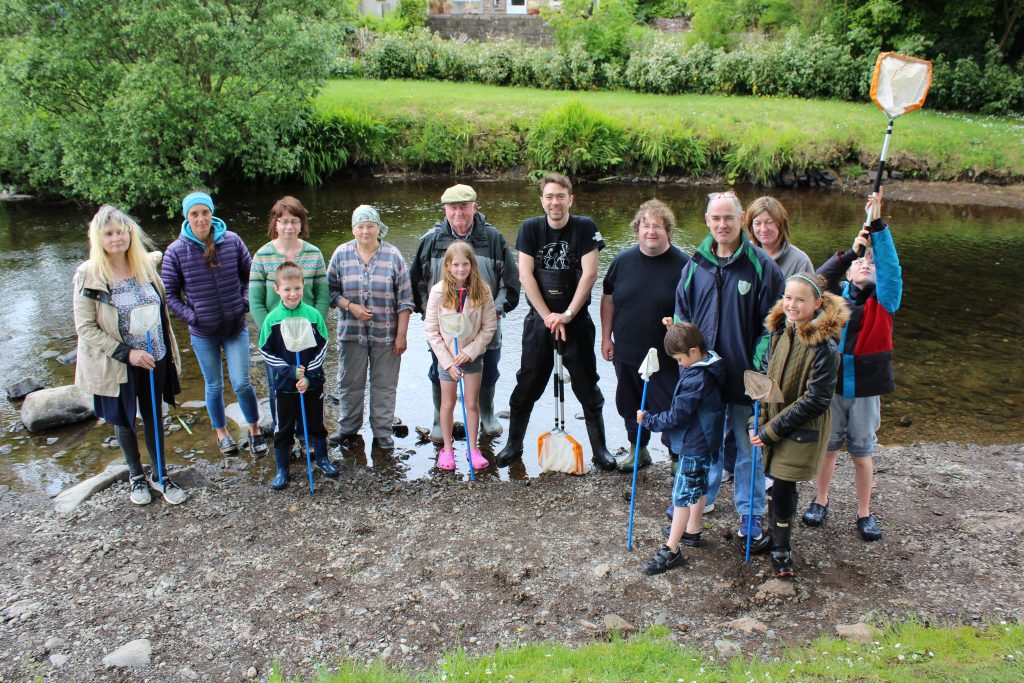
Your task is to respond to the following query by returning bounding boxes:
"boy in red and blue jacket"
[802,192,902,541]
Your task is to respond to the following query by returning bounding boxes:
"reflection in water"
[1,181,1023,493]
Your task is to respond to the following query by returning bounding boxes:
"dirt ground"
[848,179,1024,209]
[1,440,1023,681]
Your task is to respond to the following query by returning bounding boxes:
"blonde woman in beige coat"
[424,242,496,472]
[73,205,186,506]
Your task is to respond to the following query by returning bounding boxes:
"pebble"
[726,616,769,633]
[45,437,59,445]
[102,638,152,668]
[245,665,258,679]
[603,614,635,633]
[714,638,741,659]
[836,622,877,644]
[592,563,612,578]
[44,636,65,652]
[48,654,68,667]
[117,572,138,585]
[0,445,11,455]
[757,578,797,598]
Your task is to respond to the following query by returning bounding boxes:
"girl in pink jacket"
[425,242,497,471]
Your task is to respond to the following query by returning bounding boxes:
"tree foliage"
[0,0,357,211]
[541,0,644,64]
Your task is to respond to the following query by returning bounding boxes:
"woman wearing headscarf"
[326,205,414,451]
[74,205,187,505]
[161,191,268,457]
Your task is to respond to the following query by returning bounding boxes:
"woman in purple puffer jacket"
[161,191,268,457]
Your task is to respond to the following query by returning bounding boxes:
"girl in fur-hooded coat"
[750,275,849,577]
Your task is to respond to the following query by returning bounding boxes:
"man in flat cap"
[411,183,520,443]
[496,173,615,470]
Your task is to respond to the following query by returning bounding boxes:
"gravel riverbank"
[1,441,1023,681]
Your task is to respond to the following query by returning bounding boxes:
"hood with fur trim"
[764,290,850,346]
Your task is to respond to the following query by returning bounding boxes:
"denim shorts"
[827,394,881,456]
[438,357,483,382]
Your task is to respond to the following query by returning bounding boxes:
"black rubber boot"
[270,447,290,491]
[770,513,796,577]
[428,382,443,445]
[495,409,529,467]
[313,439,340,479]
[584,414,616,471]
[478,384,503,436]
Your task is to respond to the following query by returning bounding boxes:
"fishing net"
[871,52,932,119]
[281,316,315,353]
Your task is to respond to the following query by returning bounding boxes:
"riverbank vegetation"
[273,621,1024,682]
[1,0,1022,211]
[307,79,1024,184]
[0,0,356,209]
[350,0,1024,117]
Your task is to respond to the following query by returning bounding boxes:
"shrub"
[296,108,393,184]
[527,101,628,175]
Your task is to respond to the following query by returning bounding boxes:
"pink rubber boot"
[470,449,489,470]
[437,449,456,471]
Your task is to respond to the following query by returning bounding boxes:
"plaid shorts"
[671,451,717,508]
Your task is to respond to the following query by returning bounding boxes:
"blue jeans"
[705,403,764,518]
[190,329,260,430]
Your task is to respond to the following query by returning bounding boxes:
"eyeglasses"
[707,191,738,200]
[276,218,302,227]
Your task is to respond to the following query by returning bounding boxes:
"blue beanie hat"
[182,192,214,218]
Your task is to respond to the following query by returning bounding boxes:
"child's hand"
[661,316,673,329]
[864,190,883,223]
[454,351,472,366]
[636,410,645,425]
[852,228,871,254]
[296,376,309,393]
[446,363,463,380]
[748,428,764,447]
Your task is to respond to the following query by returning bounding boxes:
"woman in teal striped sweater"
[249,196,330,431]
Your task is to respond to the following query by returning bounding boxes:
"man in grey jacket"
[410,184,520,443]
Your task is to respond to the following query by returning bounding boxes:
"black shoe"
[373,435,395,450]
[218,434,239,455]
[662,526,703,548]
[247,433,268,457]
[644,545,684,575]
[771,551,796,577]
[802,500,829,527]
[329,430,360,448]
[857,514,883,541]
[745,531,772,555]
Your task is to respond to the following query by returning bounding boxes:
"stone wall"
[426,15,555,47]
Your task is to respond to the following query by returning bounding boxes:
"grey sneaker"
[129,475,152,505]
[149,475,188,505]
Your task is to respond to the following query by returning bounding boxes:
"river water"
[2,180,1022,494]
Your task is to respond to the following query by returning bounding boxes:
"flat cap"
[440,184,477,204]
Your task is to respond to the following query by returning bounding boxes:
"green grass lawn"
[271,621,1024,682]
[315,79,1024,182]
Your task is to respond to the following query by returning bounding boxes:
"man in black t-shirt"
[495,174,616,470]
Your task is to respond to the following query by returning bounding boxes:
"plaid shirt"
[327,241,414,347]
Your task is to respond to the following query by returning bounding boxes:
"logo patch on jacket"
[737,280,751,295]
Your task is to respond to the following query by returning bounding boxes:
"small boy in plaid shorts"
[637,323,725,575]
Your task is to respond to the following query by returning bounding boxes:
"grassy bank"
[310,79,1024,185]
[273,621,1023,682]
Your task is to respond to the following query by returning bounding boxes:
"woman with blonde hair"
[73,205,186,505]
